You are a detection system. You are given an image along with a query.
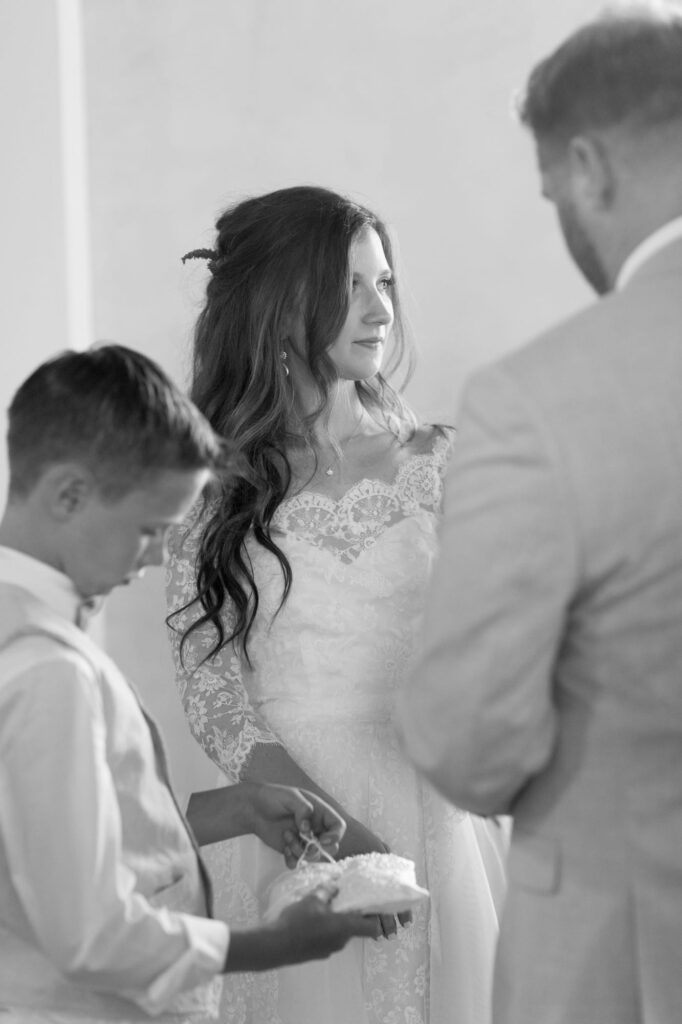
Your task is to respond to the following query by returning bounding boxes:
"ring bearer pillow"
[264,852,430,921]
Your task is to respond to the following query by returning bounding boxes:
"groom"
[398,5,682,1023]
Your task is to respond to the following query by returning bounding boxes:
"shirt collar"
[0,546,83,625]
[616,216,682,291]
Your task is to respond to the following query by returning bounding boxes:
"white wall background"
[4,0,604,801]
[0,0,91,502]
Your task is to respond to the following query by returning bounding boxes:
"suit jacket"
[398,237,682,1023]
[0,581,223,1021]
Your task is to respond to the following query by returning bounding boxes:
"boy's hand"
[245,782,346,866]
[274,889,382,959]
[224,889,382,973]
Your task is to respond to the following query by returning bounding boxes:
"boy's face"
[65,468,210,598]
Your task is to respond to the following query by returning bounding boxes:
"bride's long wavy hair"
[171,185,416,664]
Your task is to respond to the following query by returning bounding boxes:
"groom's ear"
[567,134,615,211]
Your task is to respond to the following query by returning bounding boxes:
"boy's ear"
[39,464,97,520]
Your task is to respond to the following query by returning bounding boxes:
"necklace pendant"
[325,467,334,476]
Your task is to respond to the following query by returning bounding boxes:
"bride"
[165,185,507,1024]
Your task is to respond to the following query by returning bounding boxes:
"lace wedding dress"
[166,431,507,1024]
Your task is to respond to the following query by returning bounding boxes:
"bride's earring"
[280,349,290,377]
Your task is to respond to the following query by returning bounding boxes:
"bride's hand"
[337,818,406,940]
[338,816,389,859]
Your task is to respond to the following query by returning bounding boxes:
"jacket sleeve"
[165,507,281,784]
[396,363,580,815]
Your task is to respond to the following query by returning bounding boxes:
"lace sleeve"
[164,506,281,784]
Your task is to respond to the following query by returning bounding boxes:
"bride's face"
[327,227,394,382]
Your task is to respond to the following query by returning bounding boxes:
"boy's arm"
[224,893,381,971]
[0,646,381,1016]
[0,648,228,1014]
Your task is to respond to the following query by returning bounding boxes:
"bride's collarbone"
[284,428,432,500]
[287,461,386,501]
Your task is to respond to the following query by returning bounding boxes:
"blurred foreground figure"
[398,4,682,1022]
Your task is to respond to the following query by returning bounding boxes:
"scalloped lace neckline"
[279,431,451,512]
[269,433,450,564]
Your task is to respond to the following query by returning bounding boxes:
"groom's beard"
[557,201,611,296]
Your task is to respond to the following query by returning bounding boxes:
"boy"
[0,345,378,1022]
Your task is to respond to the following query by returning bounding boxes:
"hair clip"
[181,248,223,275]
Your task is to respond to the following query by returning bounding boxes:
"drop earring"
[281,349,289,377]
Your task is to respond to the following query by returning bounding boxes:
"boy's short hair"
[7,344,224,500]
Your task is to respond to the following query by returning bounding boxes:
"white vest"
[0,583,220,1021]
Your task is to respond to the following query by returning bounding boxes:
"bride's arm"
[239,742,390,861]
[164,517,388,863]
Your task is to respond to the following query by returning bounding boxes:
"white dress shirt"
[616,215,682,290]
[0,547,228,1022]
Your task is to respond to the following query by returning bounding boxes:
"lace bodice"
[271,438,449,562]
[165,431,452,782]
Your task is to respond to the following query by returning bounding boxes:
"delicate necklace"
[322,411,366,476]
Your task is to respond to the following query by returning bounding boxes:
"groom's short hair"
[7,344,224,500]
[519,3,682,145]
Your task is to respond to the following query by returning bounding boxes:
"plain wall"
[4,0,606,802]
[0,0,75,500]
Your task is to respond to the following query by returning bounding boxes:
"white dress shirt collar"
[0,546,81,624]
[616,216,682,291]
